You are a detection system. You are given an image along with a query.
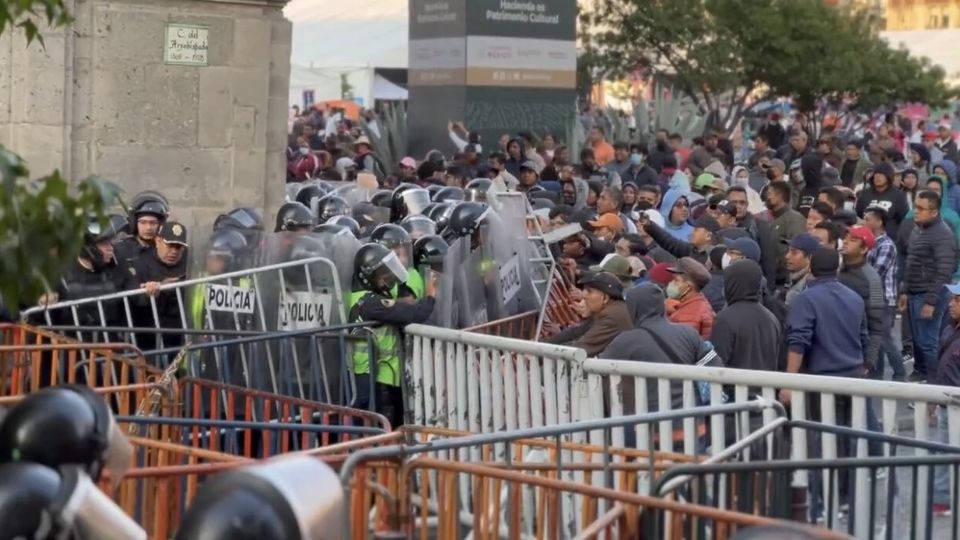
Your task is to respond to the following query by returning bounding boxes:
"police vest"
[347,289,402,387]
[188,276,253,330]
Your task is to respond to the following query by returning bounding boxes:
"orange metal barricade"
[123,377,392,459]
[350,457,849,540]
[464,310,541,340]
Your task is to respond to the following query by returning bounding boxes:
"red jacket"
[666,292,715,339]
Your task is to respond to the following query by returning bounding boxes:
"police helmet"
[413,235,449,271]
[446,202,491,239]
[399,215,436,240]
[315,195,350,224]
[80,218,118,270]
[0,385,130,482]
[325,215,361,238]
[106,213,130,237]
[425,184,444,200]
[215,207,264,233]
[274,202,314,232]
[389,184,431,223]
[207,229,248,262]
[288,235,325,261]
[284,182,302,203]
[354,243,409,295]
[0,462,63,538]
[129,199,169,235]
[294,183,328,211]
[433,186,465,203]
[425,202,456,234]
[370,223,412,250]
[370,189,393,208]
[128,190,169,219]
[464,178,493,203]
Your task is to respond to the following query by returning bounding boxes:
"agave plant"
[361,102,408,172]
[602,84,707,145]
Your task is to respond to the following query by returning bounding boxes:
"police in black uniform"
[114,196,168,271]
[131,221,190,362]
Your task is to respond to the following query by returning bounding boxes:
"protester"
[933,283,960,515]
[711,259,781,372]
[838,226,886,377]
[765,181,806,285]
[639,213,718,265]
[863,207,906,381]
[840,140,872,189]
[665,257,715,338]
[588,127,615,166]
[780,233,819,306]
[703,246,726,314]
[688,132,726,176]
[546,272,631,356]
[658,188,694,241]
[899,190,959,382]
[727,186,777,292]
[854,163,909,239]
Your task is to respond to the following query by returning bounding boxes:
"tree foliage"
[1,0,118,313]
[584,0,955,133]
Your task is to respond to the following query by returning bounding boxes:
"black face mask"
[635,200,654,211]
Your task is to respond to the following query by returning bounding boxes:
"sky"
[284,0,409,68]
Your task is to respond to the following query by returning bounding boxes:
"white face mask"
[721,253,732,269]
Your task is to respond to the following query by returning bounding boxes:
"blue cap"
[946,283,960,296]
[726,237,761,263]
[789,233,820,256]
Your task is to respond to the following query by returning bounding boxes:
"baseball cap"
[945,283,960,296]
[694,215,721,234]
[788,233,820,256]
[715,200,738,218]
[638,208,665,228]
[578,272,624,301]
[810,248,840,278]
[587,213,625,233]
[726,237,761,262]
[158,221,189,247]
[399,156,417,169]
[846,225,876,250]
[648,262,674,287]
[694,173,723,190]
[768,158,786,170]
[626,256,648,277]
[667,256,711,289]
[589,254,634,279]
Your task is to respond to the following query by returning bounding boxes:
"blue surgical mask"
[630,153,644,166]
[299,147,310,156]
[666,282,684,299]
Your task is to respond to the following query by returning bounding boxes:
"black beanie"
[810,248,839,278]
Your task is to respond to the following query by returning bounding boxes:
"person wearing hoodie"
[931,160,960,215]
[665,257,715,338]
[658,187,694,241]
[793,154,825,216]
[640,213,718,266]
[854,162,910,241]
[898,167,921,210]
[600,283,716,415]
[545,272,632,356]
[730,165,766,215]
[710,259,781,372]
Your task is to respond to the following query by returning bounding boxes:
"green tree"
[584,0,954,134]
[1,0,119,314]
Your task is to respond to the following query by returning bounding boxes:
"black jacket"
[601,284,714,413]
[854,185,910,240]
[839,260,886,372]
[901,216,958,305]
[51,259,138,327]
[622,165,659,187]
[710,260,781,372]
[737,214,778,295]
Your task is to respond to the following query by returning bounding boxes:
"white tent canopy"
[373,74,408,101]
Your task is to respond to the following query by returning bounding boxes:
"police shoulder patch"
[380,298,395,307]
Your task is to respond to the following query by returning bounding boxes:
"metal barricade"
[463,310,540,340]
[404,324,588,436]
[20,256,347,365]
[340,401,784,539]
[652,419,960,540]
[119,376,391,455]
[581,358,960,538]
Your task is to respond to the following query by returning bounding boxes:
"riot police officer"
[389,184,431,223]
[131,221,190,360]
[370,224,423,299]
[114,193,169,270]
[274,202,314,233]
[445,201,491,249]
[39,217,136,332]
[347,243,437,427]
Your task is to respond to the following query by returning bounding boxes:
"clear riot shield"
[484,194,540,318]
[435,237,468,329]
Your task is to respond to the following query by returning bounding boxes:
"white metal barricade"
[404,324,588,438]
[581,358,960,539]
[21,257,348,403]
